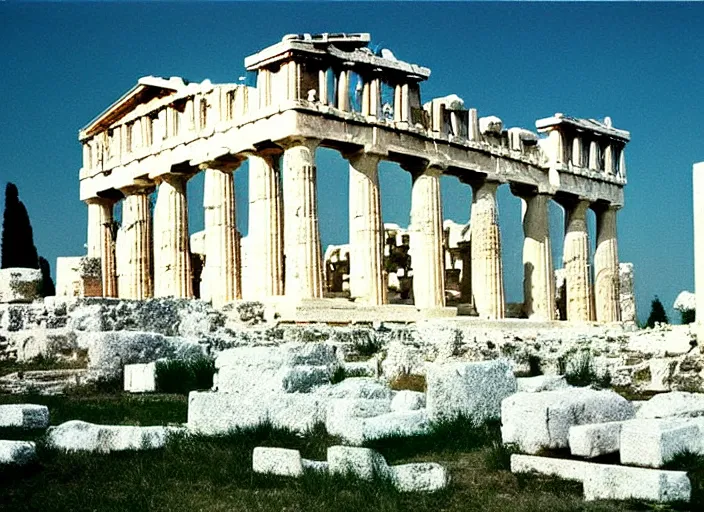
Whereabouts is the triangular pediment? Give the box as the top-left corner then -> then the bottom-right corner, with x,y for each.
80,76 -> 189,140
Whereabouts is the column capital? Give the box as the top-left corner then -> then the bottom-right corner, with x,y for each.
590,201 -> 621,215
344,150 -> 380,171
470,179 -> 501,195
157,172 -> 190,186
401,159 -> 444,178
279,137 -> 320,152
118,181 -> 155,197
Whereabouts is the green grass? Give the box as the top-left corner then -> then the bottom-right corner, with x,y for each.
563,352 -> 612,389
0,354 -> 88,376
0,392 -> 658,512
155,356 -> 216,394
664,450 -> 704,509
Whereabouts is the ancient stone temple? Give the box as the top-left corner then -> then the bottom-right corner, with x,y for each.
69,32 -> 629,322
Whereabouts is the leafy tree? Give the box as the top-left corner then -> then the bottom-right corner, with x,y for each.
1,183 -> 39,269
38,257 -> 55,297
646,295 -> 669,328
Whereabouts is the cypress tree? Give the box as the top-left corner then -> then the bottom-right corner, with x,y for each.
38,256 -> 55,297
1,183 -> 39,269
646,296 -> 669,328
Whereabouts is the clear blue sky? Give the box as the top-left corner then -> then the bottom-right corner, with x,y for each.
1,1 -> 701,323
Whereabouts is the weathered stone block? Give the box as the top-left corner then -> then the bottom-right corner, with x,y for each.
362,410 -> 431,442
0,440 -> 36,465
569,421 -> 624,458
391,390 -> 426,411
620,417 -> 704,468
583,464 -> 690,503
516,375 -> 569,393
0,268 -> 42,304
501,389 -> 634,454
252,447 -> 303,477
636,391 -> 704,419
325,398 -> 391,444
390,462 -> 449,492
0,404 -> 49,429
318,377 -> 392,400
47,420 -> 180,452
427,359 -> 516,423
327,446 -> 390,480
124,362 -> 157,393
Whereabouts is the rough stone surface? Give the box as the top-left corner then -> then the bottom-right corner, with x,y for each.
327,445 -> 390,480
501,388 -> 634,454
516,375 -> 569,393
252,447 -> 304,477
391,390 -> 426,411
188,391 -> 324,435
47,420 -> 180,453
583,464 -> 690,503
569,421 -> 624,458
620,417 -> 704,468
427,359 -> 516,423
318,378 -> 392,400
0,440 -> 36,465
636,392 -> 704,419
362,410 -> 431,442
325,398 -> 391,444
124,362 -> 157,393
618,263 -> 637,324
0,404 -> 49,429
0,268 -> 42,304
390,462 -> 449,492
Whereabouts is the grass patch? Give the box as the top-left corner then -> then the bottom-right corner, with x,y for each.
155,356 -> 215,394
484,440 -> 520,471
563,351 -> 611,389
389,373 -> 426,393
0,354 -> 88,376
664,449 -> 704,509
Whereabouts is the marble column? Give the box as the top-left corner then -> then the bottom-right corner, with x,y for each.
594,204 -> 621,322
409,165 -> 445,309
86,198 -> 117,298
563,199 -> 594,322
282,139 -> 323,299
348,153 -> 386,305
470,181 -> 505,319
203,166 -> 240,306
604,144 -> 615,175
248,152 -> 284,298
589,140 -> 600,170
571,136 -> 583,167
338,71 -> 350,112
118,188 -> 153,299
521,193 -> 555,320
153,173 -> 192,298
458,240 -> 472,304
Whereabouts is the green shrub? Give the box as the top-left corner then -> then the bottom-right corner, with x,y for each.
646,295 -> 669,328
155,356 -> 215,395
664,449 -> 704,509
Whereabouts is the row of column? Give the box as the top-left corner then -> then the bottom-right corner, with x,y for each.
87,143 -> 621,322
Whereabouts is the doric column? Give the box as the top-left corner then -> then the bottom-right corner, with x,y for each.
282,139 -> 323,299
348,153 -> 386,305
563,199 -> 594,322
521,193 -> 555,320
394,85 -> 402,122
338,71 -> 349,112
86,198 -> 117,297
594,204 -> 621,322
287,61 -> 299,101
409,165 -> 445,309
588,140 -> 600,170
153,173 -> 192,298
248,152 -> 284,298
571,136 -> 583,167
458,240 -> 472,304
370,78 -> 380,118
203,165 -> 240,306
470,180 -> 505,319
117,187 -> 153,299
604,144 -> 615,175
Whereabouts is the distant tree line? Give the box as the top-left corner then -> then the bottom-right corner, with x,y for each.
1,183 -> 55,296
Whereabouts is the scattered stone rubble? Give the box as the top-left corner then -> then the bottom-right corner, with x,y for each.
0,404 -> 49,429
252,445 -> 449,493
0,440 -> 37,465
46,420 -> 183,453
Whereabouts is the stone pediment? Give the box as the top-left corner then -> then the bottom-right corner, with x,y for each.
79,76 -> 189,140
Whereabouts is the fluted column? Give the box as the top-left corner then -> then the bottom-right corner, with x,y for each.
153,173 -> 192,298
338,71 -> 349,112
571,136 -> 583,167
348,153 -> 386,305
594,204 -> 621,322
248,153 -> 284,298
470,181 -> 505,319
409,165 -> 445,309
282,139 -> 323,299
589,140 -> 600,170
563,199 -> 594,321
86,198 -> 117,297
521,193 -> 555,320
604,144 -> 615,175
203,166 -> 240,306
118,188 -> 153,299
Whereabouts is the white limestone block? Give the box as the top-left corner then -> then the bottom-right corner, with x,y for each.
674,291 -> 696,312
510,454 -> 591,482
302,459 -> 329,473
47,420 -> 179,453
362,410 -> 431,442
636,391 -> 704,419
479,116 -> 503,134
501,389 -> 634,454
317,377 -> 391,400
390,462 -> 449,492
620,417 -> 704,468
325,398 -> 391,444
427,359 -> 517,423
391,390 -> 426,411
569,421 -> 624,458
0,268 -> 42,304
648,359 -> 677,392
252,447 -> 303,477
124,362 -> 156,393
327,445 -> 390,480
627,327 -> 694,357
188,391 -> 325,435
583,464 -> 690,503
516,375 -> 569,393
0,440 -> 36,465
0,404 -> 49,429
